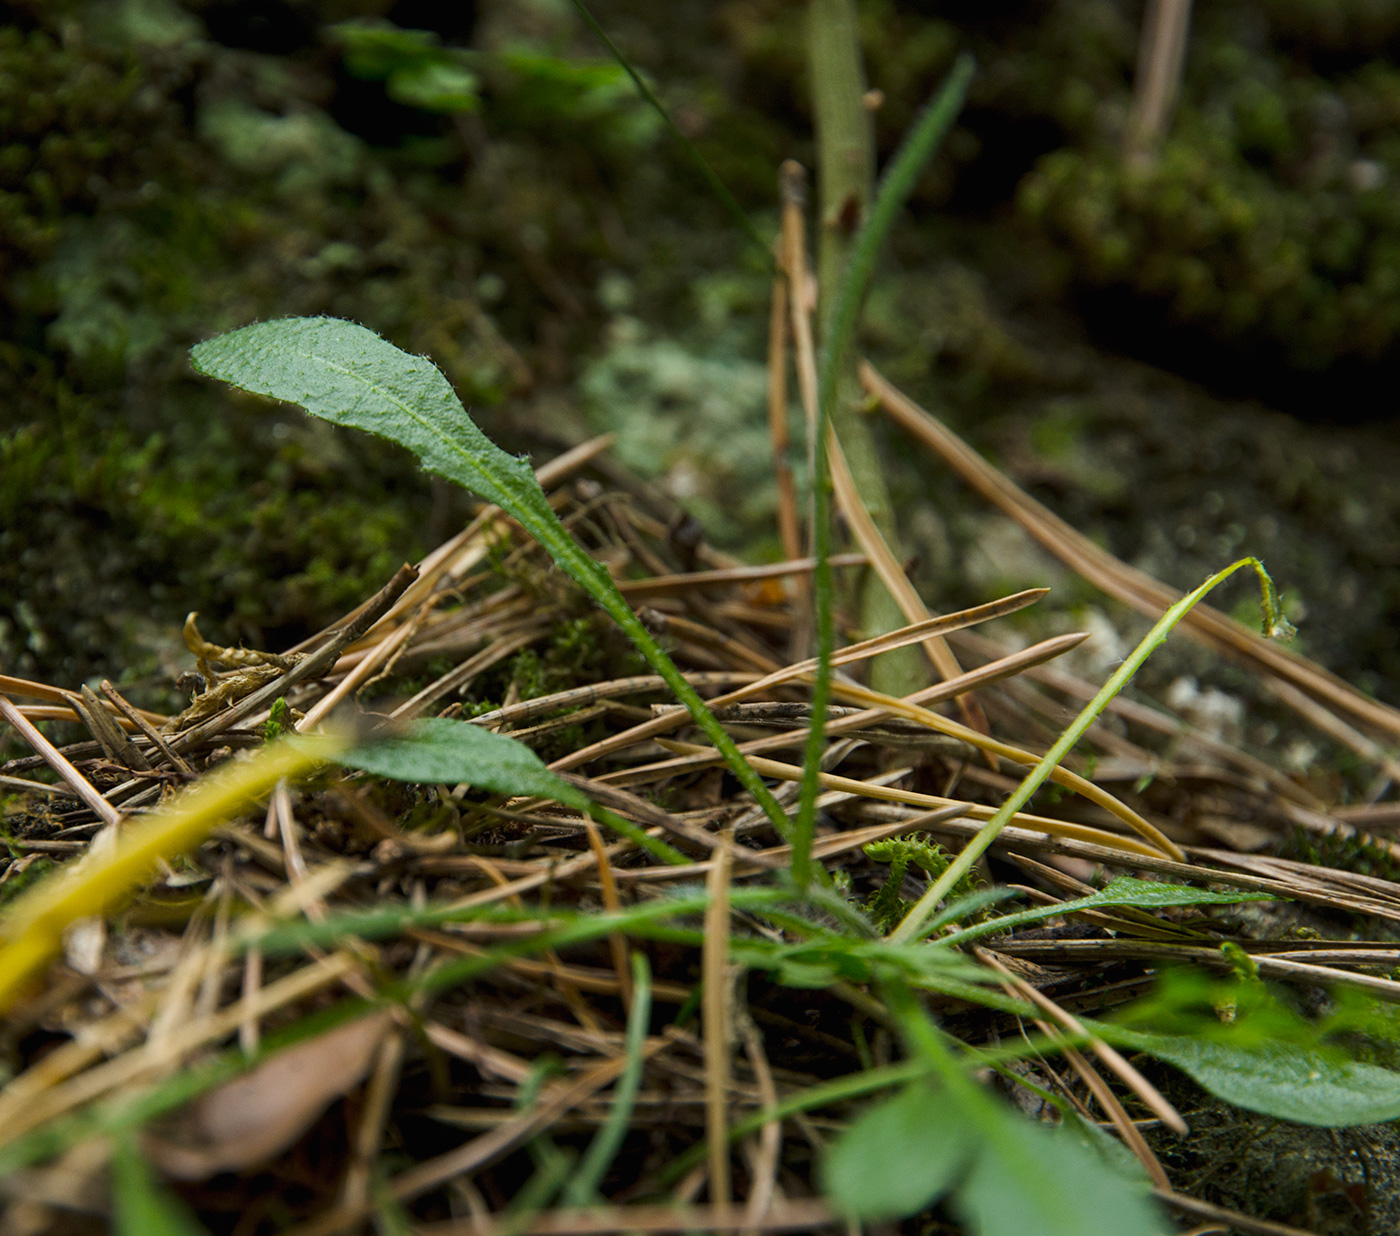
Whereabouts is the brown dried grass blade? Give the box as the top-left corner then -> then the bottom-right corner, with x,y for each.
863,360 -> 1400,746
827,422 -> 992,743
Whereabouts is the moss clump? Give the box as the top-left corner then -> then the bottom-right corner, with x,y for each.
861,833 -> 985,934
1017,3 -> 1400,369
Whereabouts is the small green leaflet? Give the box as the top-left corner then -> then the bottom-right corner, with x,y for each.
952,1107 -> 1161,1236
112,1138 -> 211,1236
333,718 -> 587,807
824,1080 -> 1161,1234
823,1081 -> 969,1221
938,876 -> 1275,947
1118,1029 -> 1400,1127
190,319 -> 561,549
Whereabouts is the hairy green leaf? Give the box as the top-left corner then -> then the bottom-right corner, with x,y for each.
333,717 -> 587,806
191,319 -> 558,537
953,1109 -> 1161,1236
823,1081 -> 971,1221
1120,1030 -> 1400,1126
939,876 -> 1275,947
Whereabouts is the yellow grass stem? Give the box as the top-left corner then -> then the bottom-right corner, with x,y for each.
0,733 -> 346,1013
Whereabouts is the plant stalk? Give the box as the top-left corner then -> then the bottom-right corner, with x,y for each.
807,0 -> 924,698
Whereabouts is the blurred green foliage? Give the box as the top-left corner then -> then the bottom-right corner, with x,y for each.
1016,0 -> 1400,368
0,0 -> 672,689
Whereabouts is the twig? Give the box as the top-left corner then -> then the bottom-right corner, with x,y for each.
171,563 -> 420,750
1126,0 -> 1194,160
703,828 -> 735,1221
100,680 -> 194,777
766,178 -> 803,572
0,695 -> 122,828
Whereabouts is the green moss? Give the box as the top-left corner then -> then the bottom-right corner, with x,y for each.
861,833 -> 985,934
1279,824 -> 1400,886
1015,3 -> 1400,367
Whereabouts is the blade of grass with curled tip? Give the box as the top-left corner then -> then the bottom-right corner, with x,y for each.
190,318 -> 793,846
795,54 -> 976,885
889,557 -> 1292,944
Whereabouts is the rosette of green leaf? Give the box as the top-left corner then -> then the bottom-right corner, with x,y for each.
328,717 -> 687,867
189,319 -> 791,846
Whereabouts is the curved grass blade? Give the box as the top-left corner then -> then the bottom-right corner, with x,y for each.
562,951 -> 653,1204
190,319 -> 791,844
889,557 -> 1292,943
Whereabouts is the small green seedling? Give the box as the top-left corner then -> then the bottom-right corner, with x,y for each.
190,318 -> 793,845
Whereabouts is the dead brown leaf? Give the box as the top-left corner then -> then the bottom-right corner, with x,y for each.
142,1009 -> 394,1180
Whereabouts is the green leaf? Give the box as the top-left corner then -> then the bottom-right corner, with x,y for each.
333,718 -> 588,807
939,876 -> 1275,947
388,62 -> 480,113
823,1081 -> 971,1221
953,1109 -> 1161,1236
1120,1030 -> 1400,1127
334,19 -> 440,81
111,1138 -> 211,1236
190,319 -> 559,535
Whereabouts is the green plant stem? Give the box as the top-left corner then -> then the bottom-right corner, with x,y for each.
807,0 -> 919,699
793,55 -> 975,885
889,556 -> 1289,943
588,804 -> 689,867
564,952 -> 653,1204
569,0 -> 771,262
809,0 -> 874,340
536,532 -> 793,842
